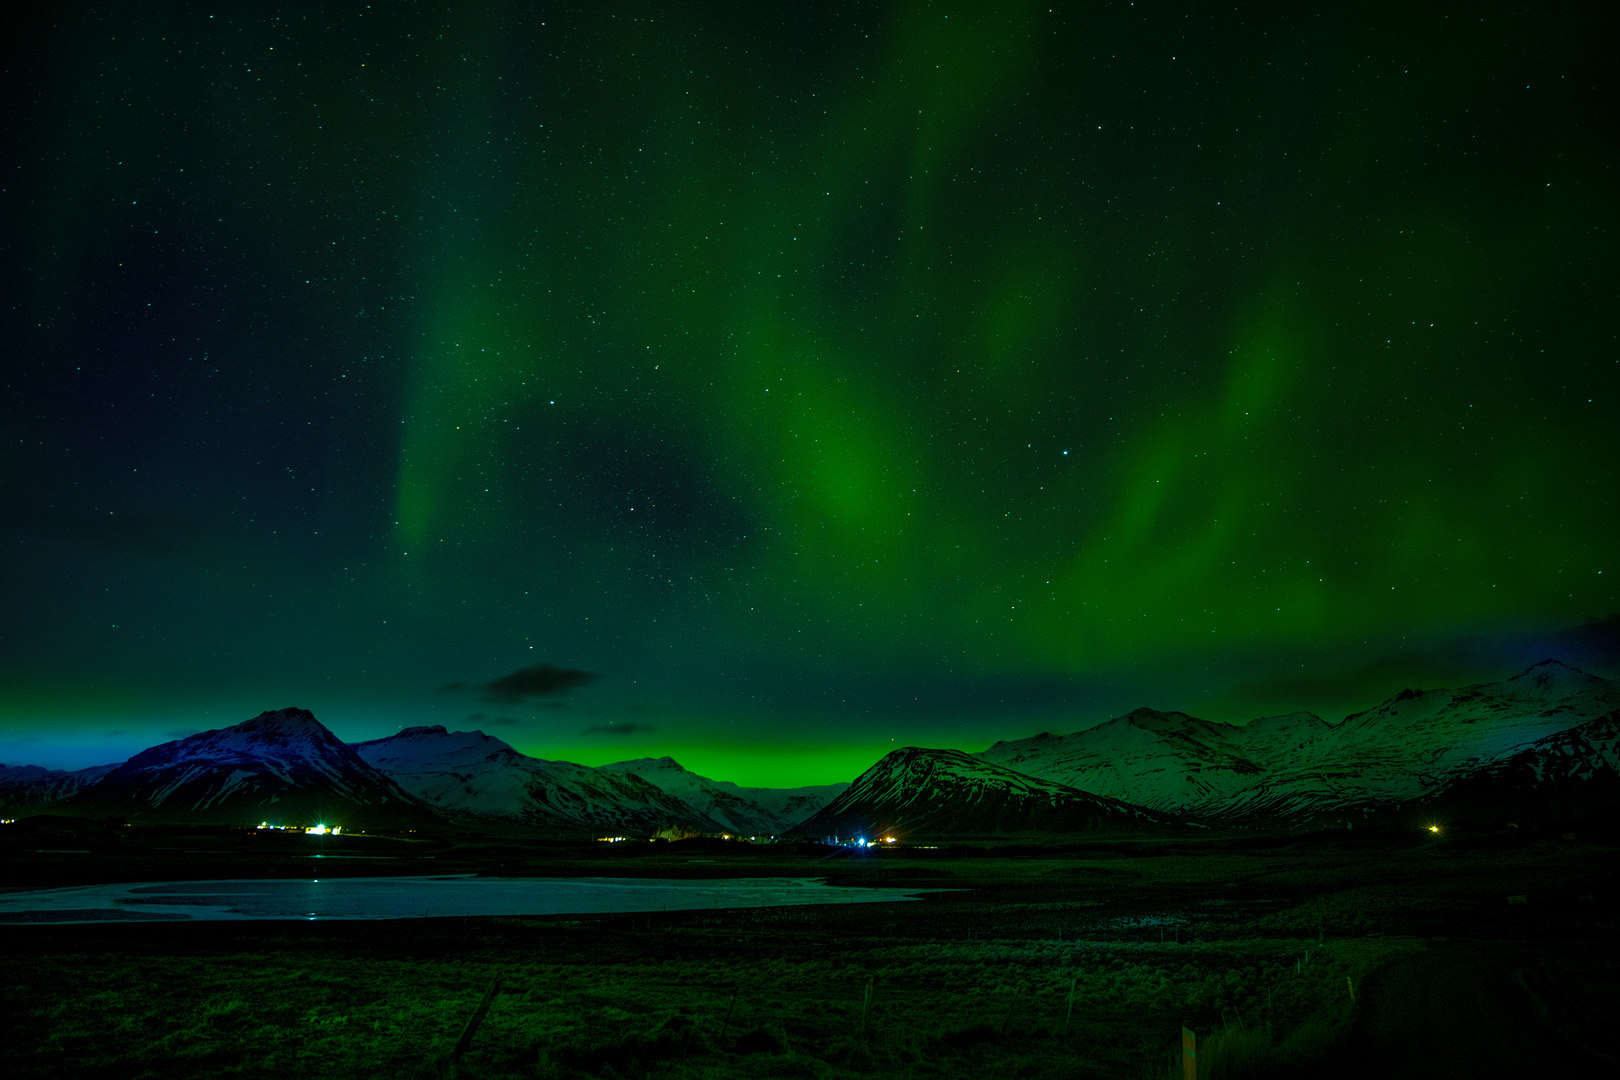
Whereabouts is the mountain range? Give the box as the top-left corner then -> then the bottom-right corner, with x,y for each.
0,712 -> 848,836
0,762 -> 120,812
979,659 -> 1619,825
349,726 -> 841,836
3,660 -> 1616,835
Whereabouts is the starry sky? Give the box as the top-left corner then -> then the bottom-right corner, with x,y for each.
3,2 -> 1616,786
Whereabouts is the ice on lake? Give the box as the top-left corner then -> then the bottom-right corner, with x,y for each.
0,875 -> 937,924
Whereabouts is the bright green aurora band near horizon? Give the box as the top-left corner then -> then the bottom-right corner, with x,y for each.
1,3 -> 1615,787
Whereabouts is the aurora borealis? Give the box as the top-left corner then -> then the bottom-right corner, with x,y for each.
3,2 -> 1615,785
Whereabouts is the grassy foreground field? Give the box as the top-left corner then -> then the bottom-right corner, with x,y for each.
2,825 -> 1616,1079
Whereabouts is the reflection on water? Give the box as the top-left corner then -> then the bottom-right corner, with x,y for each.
0,875 -> 934,924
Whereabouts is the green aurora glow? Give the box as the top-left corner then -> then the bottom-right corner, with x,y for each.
2,3 -> 1615,785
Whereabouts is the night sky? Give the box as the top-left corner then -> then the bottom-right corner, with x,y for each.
3,2 -> 1616,786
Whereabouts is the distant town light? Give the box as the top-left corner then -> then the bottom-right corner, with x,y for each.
306,824 -> 329,835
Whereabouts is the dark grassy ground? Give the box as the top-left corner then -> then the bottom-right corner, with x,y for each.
2,822 -> 1616,1079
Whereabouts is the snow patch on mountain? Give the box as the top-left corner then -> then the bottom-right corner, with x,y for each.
1424,708 -> 1620,824
351,727 -> 720,835
794,746 -> 1173,840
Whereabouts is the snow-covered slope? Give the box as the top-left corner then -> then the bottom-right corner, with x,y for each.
980,660 -> 1620,821
792,747 -> 1175,840
58,708 -> 442,828
600,756 -> 846,836
351,727 -> 721,835
1426,708 -> 1620,824
0,762 -> 121,814
981,708 -> 1269,814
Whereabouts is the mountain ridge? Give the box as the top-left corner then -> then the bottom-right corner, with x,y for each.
8,660 -> 1616,834
979,660 -> 1620,823
349,725 -> 726,836
598,755 -> 846,836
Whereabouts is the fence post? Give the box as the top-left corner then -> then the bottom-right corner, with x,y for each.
1182,1026 -> 1196,1080
720,985 -> 739,1038
1063,975 -> 1077,1036
450,979 -> 502,1063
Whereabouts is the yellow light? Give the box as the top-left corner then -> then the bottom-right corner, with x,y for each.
1427,825 -> 1440,833
306,825 -> 328,835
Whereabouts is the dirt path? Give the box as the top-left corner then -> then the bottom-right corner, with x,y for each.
1323,940 -> 1617,1079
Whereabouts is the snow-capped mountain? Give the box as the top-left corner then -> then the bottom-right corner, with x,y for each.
980,660 -> 1620,821
599,756 -> 846,836
0,762 -> 121,814
791,747 -> 1175,841
58,708 -> 442,828
1426,708 -> 1620,824
351,726 -> 721,835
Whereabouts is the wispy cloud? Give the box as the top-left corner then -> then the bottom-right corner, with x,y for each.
583,722 -> 655,736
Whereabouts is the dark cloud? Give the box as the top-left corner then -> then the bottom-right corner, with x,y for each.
165,728 -> 201,738
103,729 -> 127,737
583,723 -> 655,736
480,663 -> 596,704
439,665 -> 597,703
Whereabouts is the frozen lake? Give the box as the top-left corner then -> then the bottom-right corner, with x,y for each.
0,875 -> 937,924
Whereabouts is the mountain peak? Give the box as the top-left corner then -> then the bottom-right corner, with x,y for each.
1502,658 -> 1596,695
1121,707 -> 1202,732
154,708 -> 346,757
604,755 -> 686,772
1509,658 -> 1574,679
798,745 -> 1170,840
241,707 -> 321,729
349,725 -> 520,762
59,708 -> 436,827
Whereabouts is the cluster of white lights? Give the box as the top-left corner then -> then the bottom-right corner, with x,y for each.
256,822 -> 341,834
